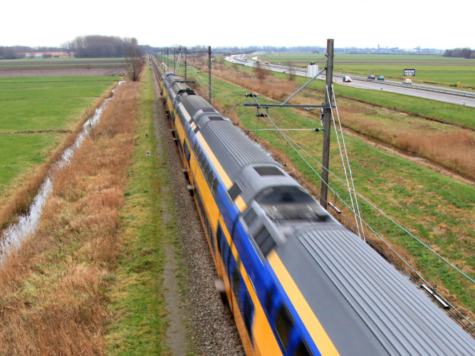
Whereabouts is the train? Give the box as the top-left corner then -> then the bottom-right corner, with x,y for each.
156,62 -> 475,355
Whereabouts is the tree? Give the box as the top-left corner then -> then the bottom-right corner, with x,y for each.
254,61 -> 268,81
126,42 -> 144,82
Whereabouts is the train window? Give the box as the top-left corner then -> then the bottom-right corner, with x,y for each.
212,179 -> 219,195
228,183 -> 242,201
233,262 -> 240,297
226,245 -> 232,273
275,304 -> 294,351
198,150 -> 203,165
265,287 -> 274,314
243,293 -> 254,337
218,226 -> 224,255
254,166 -> 285,176
255,186 -> 314,205
207,167 -> 213,183
294,341 -> 312,356
243,208 -> 258,228
254,227 -> 276,257
184,142 -> 191,163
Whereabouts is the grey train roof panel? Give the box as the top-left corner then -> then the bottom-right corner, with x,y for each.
201,120 -> 275,180
180,95 -> 214,118
276,225 -> 475,355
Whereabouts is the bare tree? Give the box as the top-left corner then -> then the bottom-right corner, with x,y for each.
286,62 -> 296,81
126,43 -> 144,82
254,61 -> 268,81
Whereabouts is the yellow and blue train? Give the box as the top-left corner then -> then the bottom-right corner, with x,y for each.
158,68 -> 475,356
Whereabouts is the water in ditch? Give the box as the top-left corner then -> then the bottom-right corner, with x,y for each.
0,81 -> 124,266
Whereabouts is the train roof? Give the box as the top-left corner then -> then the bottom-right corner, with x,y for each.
273,225 -> 475,355
200,120 -> 275,181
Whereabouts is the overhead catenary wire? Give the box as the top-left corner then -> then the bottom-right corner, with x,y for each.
151,53 -> 475,333
242,91 -> 475,330
325,84 -> 365,240
163,53 -> 475,295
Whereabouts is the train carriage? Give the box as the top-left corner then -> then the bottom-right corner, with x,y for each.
158,68 -> 475,356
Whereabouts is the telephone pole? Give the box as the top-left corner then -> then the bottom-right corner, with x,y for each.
208,46 -> 212,104
184,47 -> 187,81
173,48 -> 176,74
320,39 -> 334,209
166,48 -> 169,70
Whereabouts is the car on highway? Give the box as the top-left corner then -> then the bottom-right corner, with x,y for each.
343,76 -> 352,82
367,74 -> 376,80
403,78 -> 412,84
377,75 -> 385,81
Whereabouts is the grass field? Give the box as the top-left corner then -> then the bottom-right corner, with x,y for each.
258,53 -> 475,88
0,58 -> 126,67
0,76 -> 120,198
183,64 -> 475,316
228,60 -> 475,131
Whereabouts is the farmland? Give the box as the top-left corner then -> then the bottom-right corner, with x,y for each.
0,58 -> 127,77
258,53 -> 475,88
0,75 -> 120,205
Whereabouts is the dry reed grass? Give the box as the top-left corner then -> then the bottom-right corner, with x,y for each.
339,106 -> 475,180
0,80 -> 139,355
213,65 -> 475,182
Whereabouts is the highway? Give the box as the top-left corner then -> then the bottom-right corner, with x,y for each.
226,56 -> 475,108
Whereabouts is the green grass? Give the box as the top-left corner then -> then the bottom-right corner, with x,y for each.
336,64 -> 475,87
0,97 -> 95,132
1,57 -> 125,62
0,76 -> 118,196
0,76 -> 120,84
229,61 -> 475,130
0,133 -> 61,194
259,53 -> 475,64
187,68 -> 475,313
0,85 -> 114,100
258,53 -> 475,88
106,66 -> 193,355
0,63 -> 124,68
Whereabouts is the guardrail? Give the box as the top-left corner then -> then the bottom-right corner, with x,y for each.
226,56 -> 475,99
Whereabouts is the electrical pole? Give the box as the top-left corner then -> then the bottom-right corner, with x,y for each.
208,46 -> 212,104
320,39 -> 334,209
184,47 -> 187,81
173,48 -> 176,74
166,48 -> 169,70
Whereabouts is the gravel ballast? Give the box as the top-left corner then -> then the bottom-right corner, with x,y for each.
151,70 -> 245,356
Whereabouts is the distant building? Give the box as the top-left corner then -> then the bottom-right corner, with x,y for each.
21,51 -> 72,58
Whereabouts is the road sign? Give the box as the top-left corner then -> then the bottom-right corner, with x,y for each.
404,69 -> 416,76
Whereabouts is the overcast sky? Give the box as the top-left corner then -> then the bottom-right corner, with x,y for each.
2,0 -> 473,50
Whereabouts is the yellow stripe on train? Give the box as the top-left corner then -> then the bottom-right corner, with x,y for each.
267,251 -> 340,356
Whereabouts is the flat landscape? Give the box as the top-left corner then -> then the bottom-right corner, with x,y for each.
258,53 -> 475,88
0,58 -> 127,77
0,73 -> 120,209
1,53 -> 474,353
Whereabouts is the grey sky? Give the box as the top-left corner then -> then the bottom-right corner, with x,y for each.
2,0 -> 473,50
